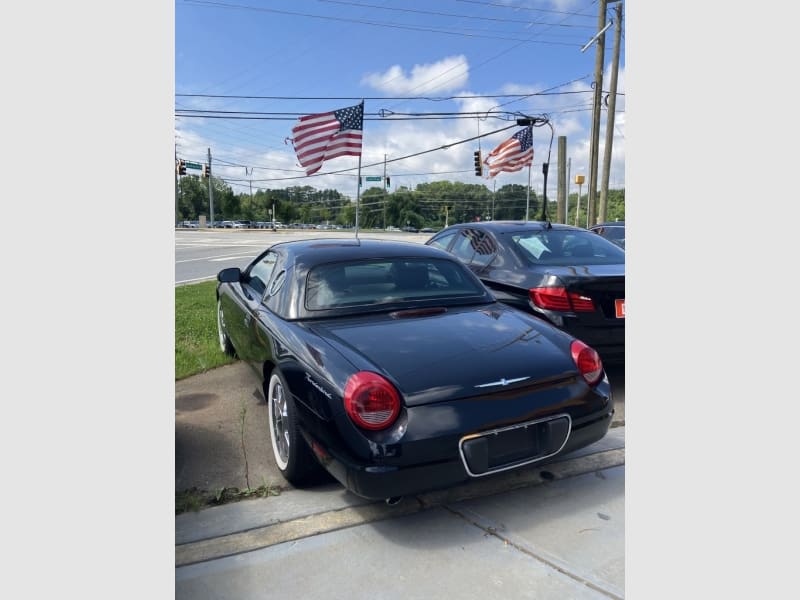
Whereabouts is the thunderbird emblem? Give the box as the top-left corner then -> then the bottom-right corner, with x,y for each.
475,376 -> 530,389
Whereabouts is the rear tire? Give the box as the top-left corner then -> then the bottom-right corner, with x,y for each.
217,300 -> 236,357
267,368 -> 323,486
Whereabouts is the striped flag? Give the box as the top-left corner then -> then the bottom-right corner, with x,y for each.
483,126 -> 533,178
290,102 -> 364,175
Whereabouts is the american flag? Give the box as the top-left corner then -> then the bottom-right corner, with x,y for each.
290,103 -> 364,175
483,126 -> 534,178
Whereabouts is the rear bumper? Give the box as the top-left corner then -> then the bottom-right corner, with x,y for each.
309,405 -> 614,501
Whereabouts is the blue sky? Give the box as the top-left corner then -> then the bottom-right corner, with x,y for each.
175,0 -> 625,199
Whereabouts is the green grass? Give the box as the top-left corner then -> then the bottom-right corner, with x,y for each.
175,280 -> 237,380
176,483 -> 283,515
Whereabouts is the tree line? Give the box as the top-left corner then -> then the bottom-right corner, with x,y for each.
176,175 -> 625,229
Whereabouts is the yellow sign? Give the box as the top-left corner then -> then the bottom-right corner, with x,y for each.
574,174 -> 585,185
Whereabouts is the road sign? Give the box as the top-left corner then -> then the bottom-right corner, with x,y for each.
185,161 -> 202,170
365,176 -> 382,181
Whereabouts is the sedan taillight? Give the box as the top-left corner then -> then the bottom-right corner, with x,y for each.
344,371 -> 401,430
570,340 -> 604,386
529,287 -> 595,312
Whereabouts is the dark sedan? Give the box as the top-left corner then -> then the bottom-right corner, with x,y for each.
426,221 -> 625,364
216,238 -> 614,501
590,221 -> 625,249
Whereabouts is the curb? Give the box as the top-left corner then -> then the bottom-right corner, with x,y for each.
176,444 -> 624,567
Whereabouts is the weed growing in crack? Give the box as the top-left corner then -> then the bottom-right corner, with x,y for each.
239,400 -> 250,490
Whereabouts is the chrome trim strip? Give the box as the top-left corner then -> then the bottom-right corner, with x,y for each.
458,413 -> 572,478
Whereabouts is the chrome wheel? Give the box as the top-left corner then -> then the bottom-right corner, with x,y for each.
268,372 -> 290,470
217,300 -> 235,356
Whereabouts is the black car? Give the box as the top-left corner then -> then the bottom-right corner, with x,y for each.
216,238 -> 614,501
590,221 -> 625,249
426,221 -> 625,363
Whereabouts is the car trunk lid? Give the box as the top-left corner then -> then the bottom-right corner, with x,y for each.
309,305 -> 577,406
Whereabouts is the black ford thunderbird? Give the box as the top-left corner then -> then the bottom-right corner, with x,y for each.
216,238 -> 614,501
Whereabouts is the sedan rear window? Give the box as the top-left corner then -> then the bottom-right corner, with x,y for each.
305,258 -> 487,311
508,230 -> 625,265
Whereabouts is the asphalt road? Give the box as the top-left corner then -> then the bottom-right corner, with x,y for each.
175,228 -> 432,285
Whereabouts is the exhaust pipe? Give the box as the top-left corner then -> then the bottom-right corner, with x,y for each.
385,496 -> 403,506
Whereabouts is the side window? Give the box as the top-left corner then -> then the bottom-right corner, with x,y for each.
428,231 -> 457,252
469,231 -> 497,268
246,251 -> 278,298
449,230 -> 478,263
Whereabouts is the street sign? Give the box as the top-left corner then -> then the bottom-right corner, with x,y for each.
186,161 -> 202,170
365,176 -> 382,181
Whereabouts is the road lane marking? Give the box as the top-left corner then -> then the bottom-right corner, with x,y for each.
176,253 -> 256,264
209,255 -> 254,262
175,276 -> 217,286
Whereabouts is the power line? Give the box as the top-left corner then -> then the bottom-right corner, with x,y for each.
317,0 -> 597,28
174,90 -> 596,101
183,0 -> 585,46
455,0 -> 597,18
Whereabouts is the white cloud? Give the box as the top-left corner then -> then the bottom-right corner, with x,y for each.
361,56 -> 470,95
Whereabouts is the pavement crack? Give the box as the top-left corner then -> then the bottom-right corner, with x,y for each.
442,504 -> 623,600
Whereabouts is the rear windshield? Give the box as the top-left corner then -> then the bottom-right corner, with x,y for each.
305,257 -> 487,311
507,230 -> 625,266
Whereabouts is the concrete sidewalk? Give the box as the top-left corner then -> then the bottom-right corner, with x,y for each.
175,363 -> 626,597
176,431 -> 625,599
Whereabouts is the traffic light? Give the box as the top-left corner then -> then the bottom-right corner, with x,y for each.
177,159 -> 186,176
473,151 -> 482,176
386,176 -> 391,188
202,164 -> 210,178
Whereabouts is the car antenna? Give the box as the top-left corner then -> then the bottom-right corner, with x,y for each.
545,220 -> 552,230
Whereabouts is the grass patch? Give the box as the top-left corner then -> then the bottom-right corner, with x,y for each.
175,280 -> 237,380
176,484 -> 283,515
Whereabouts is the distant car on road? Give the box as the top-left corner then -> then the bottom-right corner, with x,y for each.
426,221 -> 625,364
590,221 -> 625,249
216,239 -> 614,501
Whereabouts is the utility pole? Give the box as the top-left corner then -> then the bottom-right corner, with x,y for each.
174,142 -> 179,226
587,0 -> 609,228
599,1 -> 623,225
383,154 -> 387,229
567,157 -> 572,225
557,136 -> 567,223
207,147 -> 214,227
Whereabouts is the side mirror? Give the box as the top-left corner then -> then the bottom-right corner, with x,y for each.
217,267 -> 241,283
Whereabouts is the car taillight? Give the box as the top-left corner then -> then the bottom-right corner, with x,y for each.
529,287 -> 595,312
570,340 -> 604,386
344,371 -> 401,430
